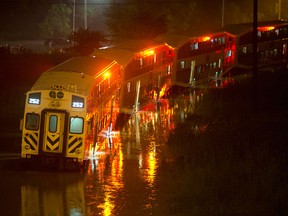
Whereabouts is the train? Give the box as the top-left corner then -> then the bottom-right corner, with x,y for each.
159,20 -> 288,87
20,20 -> 288,168
20,40 -> 174,168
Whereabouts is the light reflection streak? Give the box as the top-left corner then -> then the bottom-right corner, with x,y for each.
93,133 -> 123,216
85,94 -> 206,215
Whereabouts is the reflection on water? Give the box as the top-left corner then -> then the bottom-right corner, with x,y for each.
0,89 -> 208,216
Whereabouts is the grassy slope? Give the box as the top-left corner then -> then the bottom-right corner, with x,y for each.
158,71 -> 288,215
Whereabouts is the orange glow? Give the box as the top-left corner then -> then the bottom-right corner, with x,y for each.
140,49 -> 155,57
104,71 -> 110,79
202,36 -> 211,42
258,26 -> 275,31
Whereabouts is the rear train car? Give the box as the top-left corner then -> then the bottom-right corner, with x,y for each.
157,32 -> 236,87
20,56 -> 121,166
224,20 -> 288,73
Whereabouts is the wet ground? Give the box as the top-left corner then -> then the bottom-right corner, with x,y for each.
0,96 -> 195,216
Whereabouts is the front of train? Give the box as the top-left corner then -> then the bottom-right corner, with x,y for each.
20,68 -> 94,167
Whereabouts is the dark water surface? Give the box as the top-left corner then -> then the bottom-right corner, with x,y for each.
0,93 -> 199,216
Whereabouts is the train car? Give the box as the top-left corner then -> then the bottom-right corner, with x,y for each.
157,32 -> 236,87
90,40 -> 174,113
20,56 -> 121,167
224,20 -> 288,72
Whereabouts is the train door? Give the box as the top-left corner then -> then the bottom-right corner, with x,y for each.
41,111 -> 67,154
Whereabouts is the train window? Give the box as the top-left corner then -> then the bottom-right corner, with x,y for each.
167,65 -> 171,74
218,59 -> 222,68
190,44 -> 194,51
28,92 -> 41,105
70,117 -> 84,134
181,61 -> 185,69
49,115 -> 58,133
127,82 -> 131,93
242,47 -> 247,54
72,95 -> 84,108
25,113 -> 40,131
275,29 -> 279,36
197,66 -> 201,73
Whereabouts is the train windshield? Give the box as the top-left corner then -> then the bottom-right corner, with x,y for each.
25,113 -> 40,130
70,117 -> 84,134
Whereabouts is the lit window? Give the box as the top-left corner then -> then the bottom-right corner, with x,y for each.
70,117 -> 84,134
218,59 -> 222,68
25,113 -> 40,130
242,47 -> 247,54
127,82 -> 131,93
226,50 -> 232,57
167,65 -> 171,74
181,61 -> 185,69
275,29 -> 279,35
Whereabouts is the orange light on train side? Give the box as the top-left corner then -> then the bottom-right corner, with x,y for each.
258,26 -> 275,31
141,49 -> 155,57
103,71 -> 110,79
202,36 -> 211,42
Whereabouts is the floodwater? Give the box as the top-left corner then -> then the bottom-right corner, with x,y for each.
0,90 -> 204,216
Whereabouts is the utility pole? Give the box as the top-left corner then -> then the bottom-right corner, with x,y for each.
221,0 -> 225,28
84,0 -> 87,29
253,0 -> 258,113
278,0 -> 281,20
73,0 -> 76,31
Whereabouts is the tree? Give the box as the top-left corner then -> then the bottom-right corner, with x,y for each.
40,4 -> 72,38
68,28 -> 106,55
105,0 -> 167,41
165,1 -> 202,35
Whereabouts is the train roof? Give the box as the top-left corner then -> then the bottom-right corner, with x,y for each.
223,20 -> 288,36
155,31 -> 233,49
90,48 -> 134,67
31,56 -> 117,96
155,34 -> 191,49
90,40 -> 167,67
47,56 -> 114,76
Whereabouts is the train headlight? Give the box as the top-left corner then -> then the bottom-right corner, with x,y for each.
57,91 -> 64,99
49,91 -> 56,98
